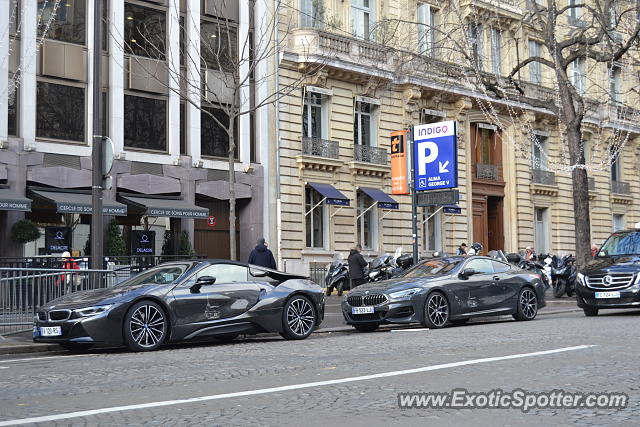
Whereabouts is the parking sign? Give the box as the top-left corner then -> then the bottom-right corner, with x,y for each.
413,121 -> 457,191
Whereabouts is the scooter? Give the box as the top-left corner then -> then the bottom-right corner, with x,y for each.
367,254 -> 395,282
551,254 -> 577,297
325,257 -> 349,296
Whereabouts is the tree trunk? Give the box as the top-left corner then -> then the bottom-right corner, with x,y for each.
228,117 -> 237,261
566,123 -> 592,268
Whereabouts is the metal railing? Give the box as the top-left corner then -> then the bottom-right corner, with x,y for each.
354,145 -> 388,165
532,169 -> 556,186
0,255 -> 202,270
0,268 -> 129,334
308,262 -> 327,287
611,180 -> 630,195
301,137 -> 340,159
476,163 -> 499,181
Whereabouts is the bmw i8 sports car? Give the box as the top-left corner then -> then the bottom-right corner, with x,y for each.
343,256 -> 545,332
33,260 -> 324,351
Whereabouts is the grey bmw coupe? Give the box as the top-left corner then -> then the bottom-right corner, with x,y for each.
33,260 -> 324,351
342,256 -> 545,332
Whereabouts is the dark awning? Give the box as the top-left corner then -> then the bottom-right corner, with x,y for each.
309,183 -> 350,206
0,188 -> 32,212
120,195 -> 209,219
31,190 -> 127,216
443,205 -> 462,214
360,187 -> 399,210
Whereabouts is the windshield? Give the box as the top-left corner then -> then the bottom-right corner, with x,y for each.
370,255 -> 390,268
598,232 -> 640,256
402,259 -> 462,278
116,264 -> 193,288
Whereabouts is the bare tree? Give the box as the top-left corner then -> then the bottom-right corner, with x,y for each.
118,1 -> 321,260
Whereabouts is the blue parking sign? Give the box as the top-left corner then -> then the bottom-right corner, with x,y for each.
413,121 -> 458,191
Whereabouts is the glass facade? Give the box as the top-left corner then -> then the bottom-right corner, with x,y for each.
201,21 -> 238,73
36,82 -> 85,142
124,2 -> 166,60
201,106 -> 238,158
37,0 -> 86,45
8,88 -> 18,136
124,94 -> 167,151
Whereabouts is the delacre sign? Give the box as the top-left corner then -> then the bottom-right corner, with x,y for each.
45,227 -> 72,254
413,121 -> 458,191
130,230 -> 155,255
417,190 -> 460,207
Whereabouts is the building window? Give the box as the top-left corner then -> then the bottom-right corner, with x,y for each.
357,191 -> 377,250
37,0 -> 86,45
613,214 -> 625,232
124,2 -> 166,60
423,207 -> 441,253
352,0 -> 375,40
468,23 -> 483,70
532,134 -> 548,170
201,106 -> 238,159
610,148 -> 621,182
528,40 -> 542,84
124,94 -> 167,151
609,65 -> 622,103
354,100 -> 375,146
300,0 -> 324,28
201,20 -> 238,74
490,28 -> 501,75
302,91 -> 327,139
10,0 -> 20,36
568,0 -> 583,24
36,82 -> 85,142
534,207 -> 549,254
417,3 -> 437,57
8,87 -> 18,136
305,187 -> 327,249
570,58 -> 586,95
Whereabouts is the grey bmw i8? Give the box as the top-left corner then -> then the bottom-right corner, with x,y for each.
343,256 -> 545,332
33,260 -> 324,351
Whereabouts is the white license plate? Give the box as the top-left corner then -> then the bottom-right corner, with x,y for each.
352,306 -> 375,314
39,326 -> 62,337
595,291 -> 621,299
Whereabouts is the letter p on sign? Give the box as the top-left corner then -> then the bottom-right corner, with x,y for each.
417,141 -> 439,175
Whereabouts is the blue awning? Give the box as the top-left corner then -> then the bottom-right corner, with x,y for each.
360,187 -> 399,210
309,183 -> 350,206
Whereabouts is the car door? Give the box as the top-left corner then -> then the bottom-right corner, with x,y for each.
171,263 -> 263,328
449,258 -> 495,314
490,260 -> 518,308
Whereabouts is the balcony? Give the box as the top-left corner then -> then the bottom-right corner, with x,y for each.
476,164 -> 499,181
295,137 -> 343,175
347,145 -> 390,178
460,0 -> 523,18
532,169 -> 556,186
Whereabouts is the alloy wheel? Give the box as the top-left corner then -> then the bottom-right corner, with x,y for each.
285,297 -> 315,337
129,304 -> 166,349
519,289 -> 538,319
426,293 -> 449,328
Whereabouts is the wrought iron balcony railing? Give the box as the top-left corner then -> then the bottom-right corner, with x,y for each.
588,177 -> 595,191
301,137 -> 339,160
476,163 -> 498,181
611,180 -> 630,195
532,169 -> 556,186
353,145 -> 387,165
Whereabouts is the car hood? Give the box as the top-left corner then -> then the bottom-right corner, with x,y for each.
350,277 -> 436,294
41,283 -> 164,310
583,256 -> 640,274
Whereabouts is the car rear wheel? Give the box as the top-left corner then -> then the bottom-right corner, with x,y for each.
353,322 -> 379,332
513,287 -> 538,321
280,295 -> 317,340
422,292 -> 449,329
583,306 -> 599,317
123,300 -> 167,352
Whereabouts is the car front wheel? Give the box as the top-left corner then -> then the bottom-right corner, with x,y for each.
123,300 -> 168,352
422,292 -> 449,329
280,295 -> 317,340
513,287 -> 538,321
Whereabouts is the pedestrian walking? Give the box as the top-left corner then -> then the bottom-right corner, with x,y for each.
456,243 -> 467,255
348,244 -> 368,290
248,237 -> 277,270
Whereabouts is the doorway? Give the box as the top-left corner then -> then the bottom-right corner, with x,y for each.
472,195 -> 504,252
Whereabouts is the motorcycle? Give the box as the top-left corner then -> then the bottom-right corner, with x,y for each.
551,254 -> 577,297
325,255 -> 349,296
505,252 -> 551,290
367,254 -> 396,282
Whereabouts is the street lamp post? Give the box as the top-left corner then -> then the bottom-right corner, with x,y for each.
90,0 -> 104,270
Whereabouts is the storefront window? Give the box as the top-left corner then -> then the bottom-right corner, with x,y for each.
36,82 -> 85,142
423,207 -> 441,253
124,94 -> 167,151
357,191 -> 377,250
201,106 -> 238,159
37,0 -> 86,45
201,21 -> 238,73
124,2 -> 166,60
305,187 -> 326,249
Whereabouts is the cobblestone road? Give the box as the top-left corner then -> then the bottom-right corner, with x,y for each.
0,308 -> 638,426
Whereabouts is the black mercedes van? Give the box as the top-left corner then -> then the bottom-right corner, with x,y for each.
576,225 -> 640,316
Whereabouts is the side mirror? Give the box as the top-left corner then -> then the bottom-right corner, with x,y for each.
250,269 -> 268,278
460,268 -> 477,279
190,276 -> 216,293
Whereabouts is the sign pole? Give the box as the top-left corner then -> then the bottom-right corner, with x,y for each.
409,128 -> 419,265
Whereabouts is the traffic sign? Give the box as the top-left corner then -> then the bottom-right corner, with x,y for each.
207,216 -> 217,227
413,121 -> 457,191
443,205 -> 462,214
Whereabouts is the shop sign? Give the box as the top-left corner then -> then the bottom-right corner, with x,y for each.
130,230 -> 156,255
45,227 -> 72,254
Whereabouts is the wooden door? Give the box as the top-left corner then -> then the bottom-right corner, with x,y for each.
472,196 -> 488,250
487,197 -> 504,251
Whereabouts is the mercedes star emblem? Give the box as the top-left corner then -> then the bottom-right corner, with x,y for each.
603,275 -> 613,286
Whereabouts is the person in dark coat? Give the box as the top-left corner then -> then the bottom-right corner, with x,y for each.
348,244 -> 368,289
248,237 -> 277,270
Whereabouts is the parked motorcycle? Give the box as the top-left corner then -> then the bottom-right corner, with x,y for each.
367,254 -> 396,282
505,252 -> 551,290
325,255 -> 349,296
551,254 -> 577,297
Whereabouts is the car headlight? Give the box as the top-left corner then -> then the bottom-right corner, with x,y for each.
576,273 -> 586,287
369,271 -> 379,278
74,305 -> 113,317
389,288 -> 422,299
